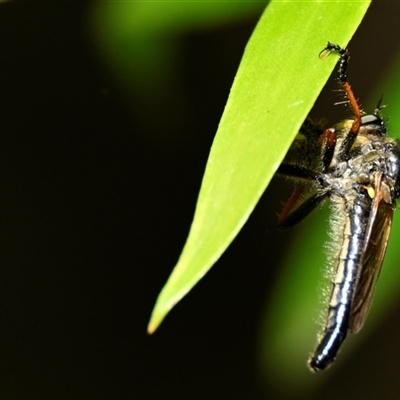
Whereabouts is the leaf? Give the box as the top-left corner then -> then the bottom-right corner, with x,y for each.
148,0 -> 371,333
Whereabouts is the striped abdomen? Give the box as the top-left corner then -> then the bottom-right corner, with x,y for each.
309,195 -> 371,371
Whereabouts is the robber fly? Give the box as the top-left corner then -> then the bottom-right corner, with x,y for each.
277,42 -> 400,371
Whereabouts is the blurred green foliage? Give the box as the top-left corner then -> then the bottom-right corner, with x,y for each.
89,1 -> 264,97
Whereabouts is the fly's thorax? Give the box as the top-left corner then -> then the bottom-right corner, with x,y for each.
322,126 -> 400,207
320,170 -> 366,212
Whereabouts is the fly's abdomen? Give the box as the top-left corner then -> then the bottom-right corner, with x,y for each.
309,196 -> 370,371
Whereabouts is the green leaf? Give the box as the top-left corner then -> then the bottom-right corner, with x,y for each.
148,0 -> 371,333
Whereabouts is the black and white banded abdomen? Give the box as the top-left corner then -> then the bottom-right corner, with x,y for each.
309,195 -> 371,371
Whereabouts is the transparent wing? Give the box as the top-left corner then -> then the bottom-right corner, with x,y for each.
349,173 -> 393,333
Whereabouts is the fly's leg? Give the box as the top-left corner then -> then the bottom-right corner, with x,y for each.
319,127 -> 336,172
277,190 -> 327,228
320,43 -> 362,159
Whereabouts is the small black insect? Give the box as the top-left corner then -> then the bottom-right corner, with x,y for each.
277,42 -> 400,371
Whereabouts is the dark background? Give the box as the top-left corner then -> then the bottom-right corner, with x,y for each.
2,2 -> 400,399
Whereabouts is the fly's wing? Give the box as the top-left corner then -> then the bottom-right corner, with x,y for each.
349,173 -> 393,333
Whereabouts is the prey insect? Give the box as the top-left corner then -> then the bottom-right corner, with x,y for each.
277,42 -> 400,371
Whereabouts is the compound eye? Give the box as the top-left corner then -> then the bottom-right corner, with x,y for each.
360,114 -> 382,126
360,114 -> 386,135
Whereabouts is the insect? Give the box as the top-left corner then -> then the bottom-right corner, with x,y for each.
277,42 -> 400,371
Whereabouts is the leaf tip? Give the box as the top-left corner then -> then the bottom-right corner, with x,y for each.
147,317 -> 159,335
147,300 -> 170,334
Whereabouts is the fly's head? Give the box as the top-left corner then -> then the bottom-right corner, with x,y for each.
359,114 -> 387,137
